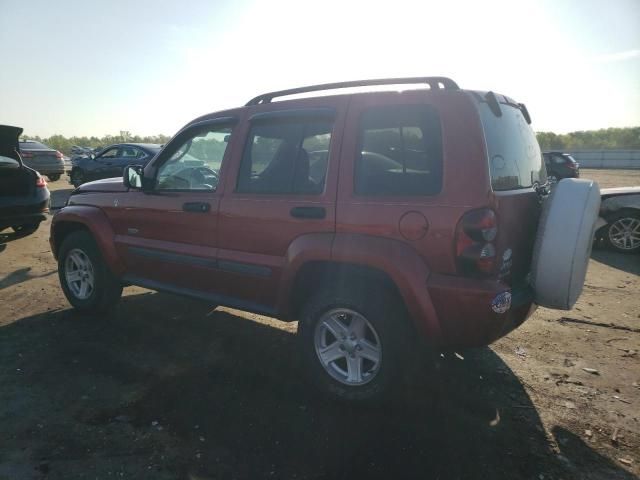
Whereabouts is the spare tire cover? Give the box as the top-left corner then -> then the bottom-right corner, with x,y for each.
532,178 -> 601,310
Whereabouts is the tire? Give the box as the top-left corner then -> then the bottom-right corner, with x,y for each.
58,230 -> 123,314
12,223 -> 40,235
532,178 -> 601,310
70,168 -> 85,187
48,173 -> 61,181
603,209 -> 640,254
298,285 -> 405,402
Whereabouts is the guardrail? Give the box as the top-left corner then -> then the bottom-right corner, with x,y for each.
564,150 -> 640,169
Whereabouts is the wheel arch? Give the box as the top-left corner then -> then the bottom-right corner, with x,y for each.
277,232 -> 442,341
51,206 -> 124,275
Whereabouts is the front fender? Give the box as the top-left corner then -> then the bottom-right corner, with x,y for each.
50,206 -> 124,275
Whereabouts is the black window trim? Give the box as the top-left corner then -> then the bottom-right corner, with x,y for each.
249,108 -> 336,123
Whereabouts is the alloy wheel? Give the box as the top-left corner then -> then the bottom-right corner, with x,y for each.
314,308 -> 382,386
64,248 -> 95,299
608,217 -> 640,251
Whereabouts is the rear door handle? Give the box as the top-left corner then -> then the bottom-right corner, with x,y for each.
290,206 -> 326,219
183,202 -> 211,213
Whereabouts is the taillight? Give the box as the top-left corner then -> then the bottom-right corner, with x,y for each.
56,151 -> 63,159
455,208 -> 498,276
567,162 -> 577,170
36,174 -> 47,188
21,151 -> 33,159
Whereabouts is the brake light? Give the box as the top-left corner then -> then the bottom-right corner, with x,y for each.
56,151 -> 63,159
21,151 -> 33,158
36,174 -> 47,188
455,208 -> 498,276
567,162 -> 577,170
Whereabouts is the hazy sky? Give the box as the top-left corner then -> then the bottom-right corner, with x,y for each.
1,0 -> 638,137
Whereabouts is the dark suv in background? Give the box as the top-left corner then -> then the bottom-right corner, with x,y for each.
543,151 -> 580,183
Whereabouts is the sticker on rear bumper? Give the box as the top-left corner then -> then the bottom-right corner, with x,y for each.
492,291 -> 512,314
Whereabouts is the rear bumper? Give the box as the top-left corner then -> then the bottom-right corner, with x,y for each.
0,211 -> 48,230
0,197 -> 50,230
426,273 -> 536,348
36,166 -> 65,175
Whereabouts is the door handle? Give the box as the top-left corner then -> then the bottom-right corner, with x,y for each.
183,202 -> 211,213
290,206 -> 326,219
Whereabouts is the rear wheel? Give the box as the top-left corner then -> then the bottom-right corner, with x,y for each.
48,173 -> 61,181
58,230 -> 123,313
70,168 -> 85,187
298,286 -> 405,402
604,210 -> 640,254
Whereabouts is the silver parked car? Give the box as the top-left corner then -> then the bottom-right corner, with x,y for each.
597,186 -> 640,254
18,140 -> 66,181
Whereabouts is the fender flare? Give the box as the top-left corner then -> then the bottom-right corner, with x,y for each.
50,206 -> 125,275
277,232 -> 441,340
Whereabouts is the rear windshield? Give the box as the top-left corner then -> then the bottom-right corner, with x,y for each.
477,99 -> 546,191
562,153 -> 577,163
20,141 -> 51,150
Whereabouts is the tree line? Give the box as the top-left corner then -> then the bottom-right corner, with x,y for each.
22,133 -> 172,155
535,127 -> 640,150
23,126 -> 639,155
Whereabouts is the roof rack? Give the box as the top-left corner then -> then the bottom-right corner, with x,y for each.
246,76 -> 459,106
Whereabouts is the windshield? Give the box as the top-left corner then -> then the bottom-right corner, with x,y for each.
477,99 -> 546,191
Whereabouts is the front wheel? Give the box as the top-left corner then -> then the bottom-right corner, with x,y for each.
298,287 -> 405,402
603,210 -> 640,254
58,230 -> 123,314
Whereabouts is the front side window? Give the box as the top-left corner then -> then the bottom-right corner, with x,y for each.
156,126 -> 232,191
237,119 -> 332,195
100,148 -> 119,159
355,105 -> 443,196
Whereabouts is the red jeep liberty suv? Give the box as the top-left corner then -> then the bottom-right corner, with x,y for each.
51,77 -> 599,401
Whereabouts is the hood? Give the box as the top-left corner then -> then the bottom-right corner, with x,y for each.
74,176 -> 128,194
601,186 -> 640,198
0,125 -> 23,163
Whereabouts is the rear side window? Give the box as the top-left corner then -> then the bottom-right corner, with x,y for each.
355,105 -> 442,196
478,101 -> 546,191
237,119 -> 332,195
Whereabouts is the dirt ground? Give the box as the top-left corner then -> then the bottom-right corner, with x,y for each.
1,170 -> 639,480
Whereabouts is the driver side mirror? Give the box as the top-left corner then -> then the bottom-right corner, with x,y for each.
123,165 -> 143,190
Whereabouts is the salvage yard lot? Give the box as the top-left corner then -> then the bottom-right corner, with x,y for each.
1,170 -> 639,480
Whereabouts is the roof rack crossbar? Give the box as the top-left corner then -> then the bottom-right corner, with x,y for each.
246,76 -> 459,106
